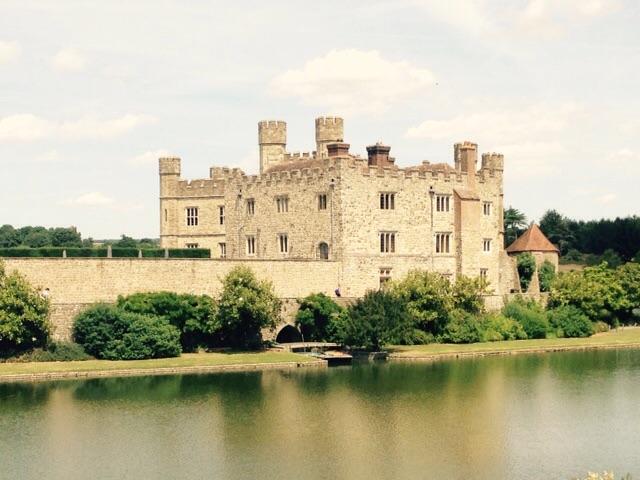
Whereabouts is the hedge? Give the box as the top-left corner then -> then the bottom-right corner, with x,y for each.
0,247 -> 211,258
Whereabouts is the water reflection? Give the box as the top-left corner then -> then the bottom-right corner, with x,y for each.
1,350 -> 639,479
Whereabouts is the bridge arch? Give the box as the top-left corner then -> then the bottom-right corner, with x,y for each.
275,324 -> 303,344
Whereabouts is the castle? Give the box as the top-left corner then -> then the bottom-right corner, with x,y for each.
159,116 -> 514,297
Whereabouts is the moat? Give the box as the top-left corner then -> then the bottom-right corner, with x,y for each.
2,350 -> 639,479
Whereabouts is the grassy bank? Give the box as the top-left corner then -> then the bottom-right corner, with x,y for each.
0,351 -> 318,381
389,327 -> 640,359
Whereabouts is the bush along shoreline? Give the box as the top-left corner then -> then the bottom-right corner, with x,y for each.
1,259 -> 639,363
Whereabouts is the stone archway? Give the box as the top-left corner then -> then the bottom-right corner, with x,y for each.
275,324 -> 303,344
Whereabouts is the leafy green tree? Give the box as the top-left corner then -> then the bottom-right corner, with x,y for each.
73,304 -> 181,360
617,262 -> 640,321
0,225 -> 20,248
439,309 -> 482,344
452,275 -> 489,314
391,270 -> 454,335
22,228 -> 51,248
549,263 -> 628,324
117,292 -> 219,351
600,249 -> 622,268
334,290 -> 413,350
0,260 -> 51,357
539,210 -> 573,255
538,260 -> 556,292
504,207 -> 527,246
50,227 -> 82,247
114,235 -> 138,248
217,266 -> 281,349
517,253 -> 536,291
295,293 -> 344,342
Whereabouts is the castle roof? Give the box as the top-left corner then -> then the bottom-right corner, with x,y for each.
506,223 -> 559,254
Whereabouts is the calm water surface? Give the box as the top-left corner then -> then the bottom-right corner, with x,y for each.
1,350 -> 640,479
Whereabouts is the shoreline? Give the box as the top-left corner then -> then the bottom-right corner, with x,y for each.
388,341 -> 640,363
0,358 -> 327,384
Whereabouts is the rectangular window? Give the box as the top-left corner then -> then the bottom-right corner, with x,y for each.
185,243 -> 199,249
278,234 -> 289,254
246,235 -> 256,255
186,207 -> 198,226
483,239 -> 492,252
318,193 -> 327,211
164,209 -> 167,222
436,195 -> 451,212
219,206 -> 225,225
379,192 -> 395,210
435,233 -> 451,254
379,268 -> 392,288
276,196 -> 289,213
219,242 -> 226,258
480,268 -> 488,280
483,202 -> 492,216
379,232 -> 396,253
246,199 -> 255,215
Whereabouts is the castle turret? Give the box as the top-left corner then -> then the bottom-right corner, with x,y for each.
315,116 -> 344,158
481,152 -> 504,171
258,120 -> 287,173
159,157 -> 181,197
454,141 -> 478,189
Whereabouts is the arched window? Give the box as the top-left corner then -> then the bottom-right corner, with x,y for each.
318,242 -> 329,260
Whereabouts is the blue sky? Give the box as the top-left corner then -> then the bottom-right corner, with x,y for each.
1,0 -> 638,239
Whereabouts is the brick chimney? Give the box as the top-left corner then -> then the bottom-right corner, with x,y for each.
366,142 -> 393,167
327,142 -> 350,157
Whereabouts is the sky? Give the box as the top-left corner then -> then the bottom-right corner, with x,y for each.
1,0 -> 638,239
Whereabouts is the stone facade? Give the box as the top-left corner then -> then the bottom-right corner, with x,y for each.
160,116 -> 511,297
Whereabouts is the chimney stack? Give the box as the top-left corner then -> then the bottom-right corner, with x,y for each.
327,142 -> 350,157
366,142 -> 393,167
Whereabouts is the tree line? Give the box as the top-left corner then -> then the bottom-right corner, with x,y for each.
504,208 -> 640,264
0,224 -> 157,249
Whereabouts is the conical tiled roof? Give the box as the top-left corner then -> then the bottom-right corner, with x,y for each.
506,223 -> 559,253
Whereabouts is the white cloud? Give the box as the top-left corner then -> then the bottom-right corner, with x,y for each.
128,149 -> 170,166
50,48 -> 86,72
61,192 -> 114,206
34,150 -> 62,163
269,49 -> 436,115
0,113 -> 157,142
0,40 -> 20,64
406,104 -> 578,145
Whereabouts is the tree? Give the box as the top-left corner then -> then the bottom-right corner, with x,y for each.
114,235 -> 138,248
452,275 -> 489,314
295,293 -> 344,342
539,209 -> 573,254
333,290 -> 413,350
0,225 -> 20,248
517,253 -> 536,291
391,270 -> 454,335
22,227 -> 51,248
504,207 -> 527,246
50,227 -> 82,247
0,260 -> 51,357
217,266 -> 281,349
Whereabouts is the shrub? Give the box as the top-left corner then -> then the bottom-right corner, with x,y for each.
295,293 -> 344,342
548,305 -> 594,338
617,262 -> 640,322
593,321 -> 609,333
502,297 -> 549,339
8,341 -> 92,362
479,313 -> 528,342
538,260 -> 556,293
517,253 -> 536,291
0,261 -> 51,358
334,290 -> 414,350
439,309 -> 482,344
117,292 -> 219,352
216,266 -> 281,349
73,304 -> 181,360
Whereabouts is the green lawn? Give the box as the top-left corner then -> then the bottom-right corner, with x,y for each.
0,351 -> 316,377
389,327 -> 640,358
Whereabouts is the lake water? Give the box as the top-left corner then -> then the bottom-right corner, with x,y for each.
1,350 -> 640,479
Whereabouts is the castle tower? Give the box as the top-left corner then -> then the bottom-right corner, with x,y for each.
315,116 -> 344,158
258,120 -> 287,173
454,141 -> 478,189
159,157 -> 181,247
